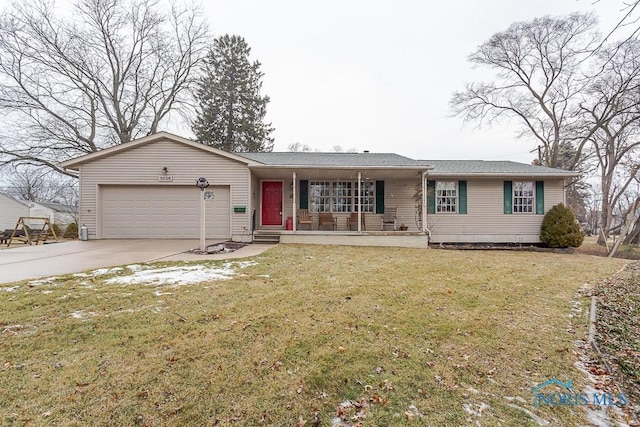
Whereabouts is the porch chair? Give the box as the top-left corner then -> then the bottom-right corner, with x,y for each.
318,212 -> 337,230
297,209 -> 312,230
381,206 -> 397,231
348,212 -> 366,231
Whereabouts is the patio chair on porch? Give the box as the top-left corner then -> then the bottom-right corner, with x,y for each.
297,209 -> 312,230
381,206 -> 397,231
318,212 -> 337,230
348,212 -> 365,231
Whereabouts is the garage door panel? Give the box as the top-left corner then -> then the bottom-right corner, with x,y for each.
101,185 -> 230,239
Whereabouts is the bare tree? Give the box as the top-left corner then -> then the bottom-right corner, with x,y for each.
450,13 -> 600,169
581,39 -> 640,243
609,194 -> 640,257
2,165 -> 78,206
0,0 -> 209,176
287,142 -> 312,152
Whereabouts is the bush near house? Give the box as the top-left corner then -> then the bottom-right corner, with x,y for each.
63,222 -> 78,239
540,203 -> 584,248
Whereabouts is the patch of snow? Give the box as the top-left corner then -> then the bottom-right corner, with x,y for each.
73,273 -> 90,278
153,290 -> 173,296
574,360 -> 630,427
41,290 -> 53,294
504,396 -> 527,404
105,264 -> 237,286
463,402 -> 491,417
91,267 -> 123,276
235,261 -> 257,269
407,403 -> 424,418
505,403 -> 550,426
1,286 -> 20,292
2,324 -> 38,336
27,277 -> 57,286
127,264 -> 143,272
71,310 -> 97,320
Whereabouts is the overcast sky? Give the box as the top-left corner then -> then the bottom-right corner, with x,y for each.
194,0 -> 624,163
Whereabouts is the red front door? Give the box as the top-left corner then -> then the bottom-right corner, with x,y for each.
262,181 -> 283,225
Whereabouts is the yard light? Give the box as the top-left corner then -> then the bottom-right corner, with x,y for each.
196,177 -> 210,251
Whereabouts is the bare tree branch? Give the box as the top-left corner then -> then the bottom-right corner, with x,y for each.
0,0 -> 209,174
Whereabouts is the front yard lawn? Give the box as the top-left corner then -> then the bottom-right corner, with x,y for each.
0,245 -> 629,425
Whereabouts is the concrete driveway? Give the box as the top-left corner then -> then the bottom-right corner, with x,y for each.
0,240 -> 273,284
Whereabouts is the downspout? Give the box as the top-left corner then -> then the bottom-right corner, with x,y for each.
422,171 -> 431,247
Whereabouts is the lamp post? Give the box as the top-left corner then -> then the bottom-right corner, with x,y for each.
196,177 -> 210,251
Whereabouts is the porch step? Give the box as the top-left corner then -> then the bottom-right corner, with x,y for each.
253,232 -> 280,244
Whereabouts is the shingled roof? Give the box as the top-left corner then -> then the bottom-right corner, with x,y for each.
237,153 -> 577,176
420,160 -> 579,177
237,152 -> 425,167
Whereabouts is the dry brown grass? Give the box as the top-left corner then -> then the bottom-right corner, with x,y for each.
0,245 -> 628,426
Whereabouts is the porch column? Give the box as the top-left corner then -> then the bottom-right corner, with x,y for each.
422,171 -> 427,232
357,172 -> 362,232
292,171 -> 297,232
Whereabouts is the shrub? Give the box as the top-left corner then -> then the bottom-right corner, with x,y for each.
540,203 -> 584,248
63,223 -> 78,239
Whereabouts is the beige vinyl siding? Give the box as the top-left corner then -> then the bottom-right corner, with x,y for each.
0,194 -> 30,230
384,180 -> 420,231
78,138 -> 250,239
427,178 -> 566,243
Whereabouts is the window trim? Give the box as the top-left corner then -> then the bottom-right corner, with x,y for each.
308,180 -> 376,213
512,181 -> 534,214
435,180 -> 458,214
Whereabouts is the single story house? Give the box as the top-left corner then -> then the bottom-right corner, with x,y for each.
59,132 -> 578,247
0,191 -> 30,230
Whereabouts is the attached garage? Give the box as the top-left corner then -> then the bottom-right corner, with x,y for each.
60,133 -> 253,241
100,185 -> 230,239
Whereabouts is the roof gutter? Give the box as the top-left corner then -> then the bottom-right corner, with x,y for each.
428,172 -> 580,178
248,165 -> 433,171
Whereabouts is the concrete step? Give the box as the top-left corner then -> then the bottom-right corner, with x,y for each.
253,232 -> 280,244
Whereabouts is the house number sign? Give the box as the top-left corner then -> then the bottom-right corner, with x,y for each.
158,175 -> 173,182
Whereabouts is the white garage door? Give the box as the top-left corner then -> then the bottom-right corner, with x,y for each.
101,185 -> 230,239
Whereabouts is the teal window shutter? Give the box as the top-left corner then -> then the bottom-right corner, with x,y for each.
535,181 -> 545,214
299,180 -> 308,209
458,180 -> 467,214
504,181 -> 513,214
375,181 -> 384,214
427,181 -> 436,214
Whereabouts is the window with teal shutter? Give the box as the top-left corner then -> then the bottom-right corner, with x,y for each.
375,181 -> 384,214
458,180 -> 467,214
427,181 -> 436,214
504,181 -> 513,214
535,181 -> 545,214
299,180 -> 308,209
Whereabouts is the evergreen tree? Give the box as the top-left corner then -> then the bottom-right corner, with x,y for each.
193,35 -> 274,152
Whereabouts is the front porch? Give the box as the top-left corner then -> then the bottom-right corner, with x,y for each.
254,229 -> 430,248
